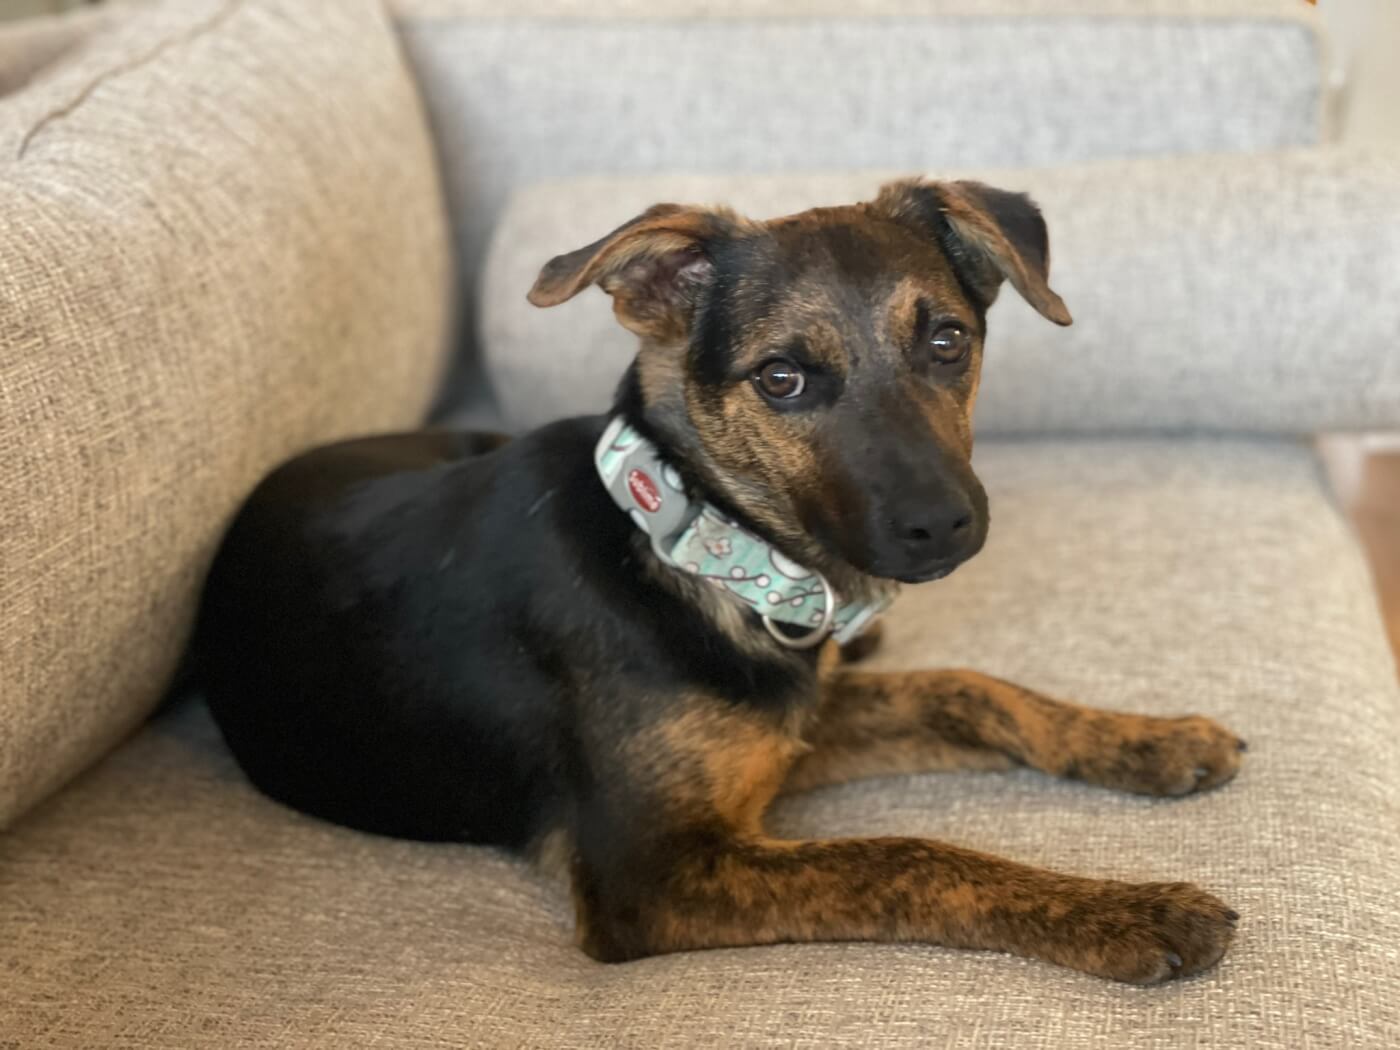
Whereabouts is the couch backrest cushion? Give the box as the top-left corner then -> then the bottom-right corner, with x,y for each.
480,148 -> 1400,435
392,0 -> 1327,403
0,0 -> 451,826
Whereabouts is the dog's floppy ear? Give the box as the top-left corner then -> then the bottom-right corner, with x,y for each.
873,179 -> 1072,326
528,204 -> 732,340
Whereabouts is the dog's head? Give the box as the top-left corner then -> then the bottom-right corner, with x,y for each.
529,180 -> 1071,586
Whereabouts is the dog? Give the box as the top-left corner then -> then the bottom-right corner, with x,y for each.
197,179 -> 1243,984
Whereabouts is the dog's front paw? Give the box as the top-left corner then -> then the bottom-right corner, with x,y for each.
1053,881 -> 1238,984
1076,714 -> 1245,797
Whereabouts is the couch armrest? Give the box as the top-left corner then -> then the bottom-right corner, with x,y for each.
0,0 -> 451,827
480,146 -> 1400,435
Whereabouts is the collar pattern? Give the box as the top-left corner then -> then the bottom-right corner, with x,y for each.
595,416 -> 894,647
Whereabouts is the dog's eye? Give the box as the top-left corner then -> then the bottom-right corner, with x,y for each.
929,324 -> 972,365
754,359 -> 806,400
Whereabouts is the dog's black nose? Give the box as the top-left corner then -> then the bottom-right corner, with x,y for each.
889,499 -> 974,559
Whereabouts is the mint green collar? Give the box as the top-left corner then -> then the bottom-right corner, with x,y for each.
595,416 -> 894,649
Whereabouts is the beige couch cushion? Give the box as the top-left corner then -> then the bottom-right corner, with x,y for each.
3,439 -> 1397,1048
0,0 -> 451,827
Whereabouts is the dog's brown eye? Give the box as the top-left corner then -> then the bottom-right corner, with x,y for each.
929,324 -> 971,365
755,359 -> 806,400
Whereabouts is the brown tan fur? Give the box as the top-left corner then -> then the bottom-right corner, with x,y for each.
789,663 -> 1246,797
569,651 -> 1241,980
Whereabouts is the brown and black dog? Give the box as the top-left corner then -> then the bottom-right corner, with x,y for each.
197,180 -> 1243,984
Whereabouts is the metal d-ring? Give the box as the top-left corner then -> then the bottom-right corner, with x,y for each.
763,572 -> 837,650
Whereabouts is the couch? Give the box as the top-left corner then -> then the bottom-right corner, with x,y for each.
2,1 -> 1398,1046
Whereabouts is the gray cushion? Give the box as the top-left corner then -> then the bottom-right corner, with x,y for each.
391,0 -> 1325,404
4,438 -> 1397,1048
480,148 -> 1400,434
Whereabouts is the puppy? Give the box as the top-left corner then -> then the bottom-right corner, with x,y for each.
197,180 -> 1242,983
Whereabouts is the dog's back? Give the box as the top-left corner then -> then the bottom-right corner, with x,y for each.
198,426 -> 572,845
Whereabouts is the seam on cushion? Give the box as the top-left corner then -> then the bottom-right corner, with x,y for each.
16,0 -> 243,161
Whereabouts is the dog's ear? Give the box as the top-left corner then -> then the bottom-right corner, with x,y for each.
873,179 -> 1072,326
528,204 -> 732,340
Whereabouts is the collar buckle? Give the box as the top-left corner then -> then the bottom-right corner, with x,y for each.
762,571 -> 837,649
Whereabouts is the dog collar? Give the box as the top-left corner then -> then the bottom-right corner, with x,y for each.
595,416 -> 894,649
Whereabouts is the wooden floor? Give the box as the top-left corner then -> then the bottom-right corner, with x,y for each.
1337,449 -> 1400,672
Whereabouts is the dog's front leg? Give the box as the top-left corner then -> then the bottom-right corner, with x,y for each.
787,668 -> 1245,796
567,694 -> 1236,983
575,829 -> 1236,983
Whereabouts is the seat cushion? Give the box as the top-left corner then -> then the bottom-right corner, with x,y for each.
3,438 -> 1398,1048
0,0 -> 451,827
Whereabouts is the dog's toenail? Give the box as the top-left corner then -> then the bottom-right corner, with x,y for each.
1194,767 -> 1208,780
1166,952 -> 1183,969
1236,739 -> 1248,752
1225,909 -> 1239,922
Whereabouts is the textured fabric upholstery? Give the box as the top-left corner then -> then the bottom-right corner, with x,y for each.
0,0 -> 451,827
390,0 -> 1326,406
479,148 -> 1400,434
4,439 -> 1397,1048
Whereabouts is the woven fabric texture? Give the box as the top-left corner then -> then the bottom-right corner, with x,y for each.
480,148 -> 1400,434
0,0 -> 451,826
3,438 -> 1397,1048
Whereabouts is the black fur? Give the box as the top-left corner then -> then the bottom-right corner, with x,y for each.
196,180 -> 1057,857
186,185 -> 1245,988
198,418 -> 808,846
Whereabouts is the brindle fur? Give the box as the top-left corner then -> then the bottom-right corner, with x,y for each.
198,179 -> 1242,986
787,664 -> 1245,797
567,648 -> 1242,979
